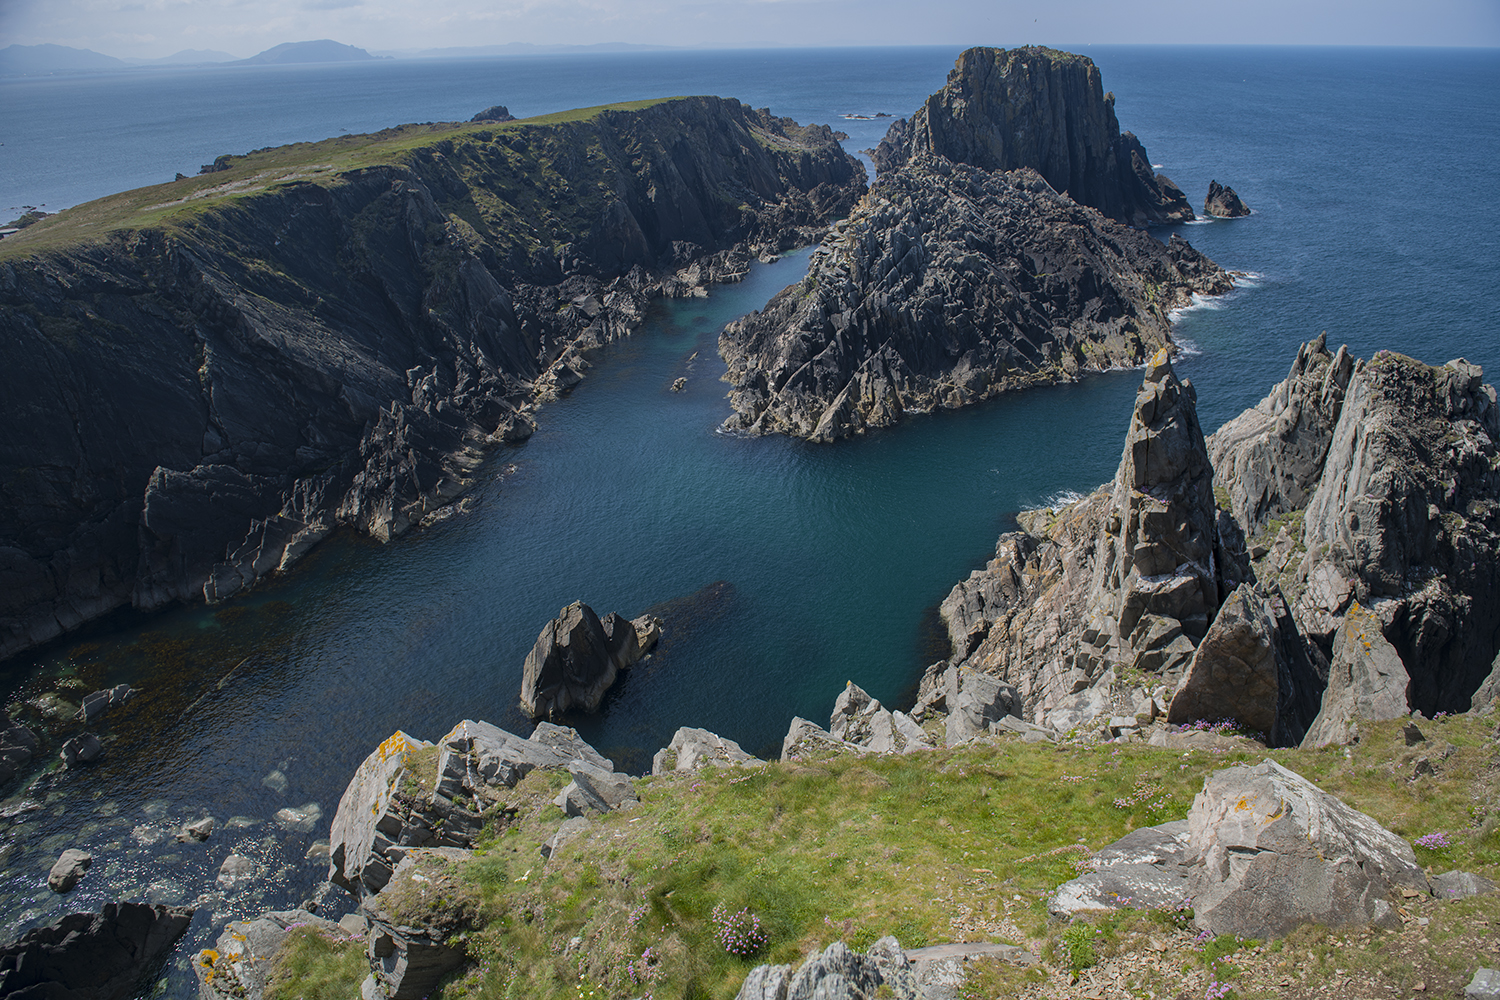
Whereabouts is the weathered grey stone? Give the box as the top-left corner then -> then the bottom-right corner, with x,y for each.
60,732 -> 104,767
47,848 -> 92,892
1167,584 -> 1279,735
558,760 -> 636,815
652,726 -> 761,774
1207,334 -> 1353,537
1298,352 -> 1500,715
829,682 -> 883,742
1301,603 -> 1410,748
1049,821 -> 1192,916
943,669 -> 1020,746
780,716 -> 857,762
363,850 -> 474,1000
328,730 -> 436,896
195,908 -> 344,1000
541,816 -> 590,858
1186,760 -> 1429,938
1431,870 -> 1498,900
79,683 -> 136,723
1467,968 -> 1500,999
0,901 -> 193,1000
734,936 -> 920,1000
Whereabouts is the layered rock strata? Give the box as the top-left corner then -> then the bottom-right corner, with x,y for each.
327,719 -> 632,898
0,97 -> 865,661
869,46 -> 1195,226
1212,340 -> 1500,718
0,901 -> 194,1000
720,47 -> 1230,442
935,336 -> 1500,745
935,351 -> 1243,732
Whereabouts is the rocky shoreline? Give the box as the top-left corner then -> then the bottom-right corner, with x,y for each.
0,97 -> 865,663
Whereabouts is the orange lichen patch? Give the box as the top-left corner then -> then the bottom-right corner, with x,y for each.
377,731 -> 420,763
196,948 -> 220,981
1235,796 -> 1253,811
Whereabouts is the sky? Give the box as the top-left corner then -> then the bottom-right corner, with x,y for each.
2,0 -> 1498,59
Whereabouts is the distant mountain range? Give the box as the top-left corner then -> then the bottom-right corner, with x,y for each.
0,39 -> 691,76
0,40 -> 379,76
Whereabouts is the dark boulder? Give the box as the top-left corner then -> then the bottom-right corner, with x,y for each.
0,714 -> 38,786
1204,180 -> 1251,217
0,901 -> 194,1000
469,105 -> 515,123
519,602 -> 658,718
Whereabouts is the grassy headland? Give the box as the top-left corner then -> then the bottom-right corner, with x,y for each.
268,713 -> 1500,1000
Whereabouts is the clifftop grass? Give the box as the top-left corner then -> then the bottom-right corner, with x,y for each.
0,98 -> 686,262
277,713 -> 1500,999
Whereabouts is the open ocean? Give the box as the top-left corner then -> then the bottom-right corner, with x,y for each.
0,45 -> 1497,996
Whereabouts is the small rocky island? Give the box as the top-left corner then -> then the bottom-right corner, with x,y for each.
719,46 -> 1232,442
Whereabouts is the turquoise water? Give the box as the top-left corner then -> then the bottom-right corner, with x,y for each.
0,45 -> 1497,996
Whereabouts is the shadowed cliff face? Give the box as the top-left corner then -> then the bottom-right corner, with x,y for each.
0,97 -> 865,661
870,46 -> 1194,227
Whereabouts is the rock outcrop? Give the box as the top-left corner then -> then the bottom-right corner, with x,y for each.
720,160 -> 1229,441
735,936 -> 920,1000
1300,602 -> 1411,748
1166,583 -> 1280,736
870,46 -> 1194,226
519,602 -> 660,718
0,901 -> 194,1000
0,96 -> 865,662
1049,760 -> 1431,940
195,908 -> 348,1000
328,719 -> 629,897
933,337 -> 1500,744
1203,180 -> 1250,217
934,351 -> 1230,732
719,46 -> 1228,443
47,847 -> 92,892
651,726 -> 762,774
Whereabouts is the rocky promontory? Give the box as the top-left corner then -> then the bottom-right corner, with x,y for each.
929,337 -> 1500,746
0,97 -> 865,661
720,47 -> 1231,442
1203,179 -> 1251,217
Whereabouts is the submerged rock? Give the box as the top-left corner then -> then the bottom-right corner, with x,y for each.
0,713 -> 39,787
47,848 -> 92,893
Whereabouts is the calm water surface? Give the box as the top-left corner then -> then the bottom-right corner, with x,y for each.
0,45 -> 1496,997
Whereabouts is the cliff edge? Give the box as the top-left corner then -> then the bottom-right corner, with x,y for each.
0,97 -> 865,661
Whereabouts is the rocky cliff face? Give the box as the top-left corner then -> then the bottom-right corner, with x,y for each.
719,159 -> 1230,441
1220,344 -> 1500,717
934,337 -> 1500,745
869,46 -> 1194,227
0,97 -> 865,661
719,47 -> 1230,443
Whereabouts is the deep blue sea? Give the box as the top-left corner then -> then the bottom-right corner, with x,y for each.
1,46 -> 1497,996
